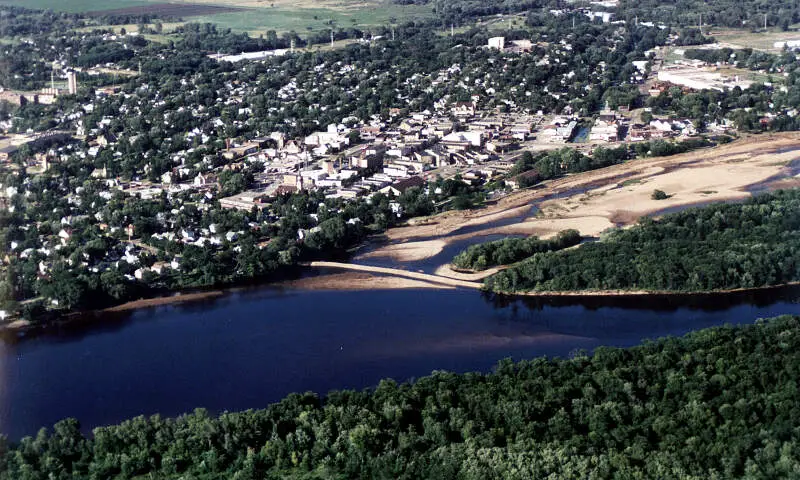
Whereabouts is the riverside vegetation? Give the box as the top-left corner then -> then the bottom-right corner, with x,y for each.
2,315 -> 800,478
485,189 -> 800,293
451,229 -> 581,271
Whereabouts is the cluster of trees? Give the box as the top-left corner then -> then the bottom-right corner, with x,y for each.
452,229 -> 581,271
633,137 -> 714,157
0,6 -> 86,37
3,314 -> 800,478
175,21 -> 392,56
0,15 -> 150,90
684,48 -> 788,71
393,0 -> 554,26
511,146 -> 629,187
618,0 -> 800,30
486,189 -> 800,293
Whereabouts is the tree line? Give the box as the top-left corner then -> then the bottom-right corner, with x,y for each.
2,315 -> 800,478
452,229 -> 581,271
486,189 -> 800,293
510,146 -> 630,187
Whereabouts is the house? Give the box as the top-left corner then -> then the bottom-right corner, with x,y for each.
383,164 -> 412,178
58,228 -> 72,244
441,131 -> 483,148
589,120 -> 620,142
379,176 -> 425,196
360,125 -> 382,139
151,261 -> 170,274
96,133 -> 117,146
282,140 -> 303,155
181,229 -> 197,242
451,102 -> 476,117
194,172 -> 218,187
222,141 -> 261,160
539,120 -> 577,143
508,39 -> 533,53
510,123 -> 532,140
354,153 -> 383,170
0,145 -> 19,162
488,37 -> 505,50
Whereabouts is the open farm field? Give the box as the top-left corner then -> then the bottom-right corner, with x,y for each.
188,2 -> 433,34
83,3 -> 245,17
1,0 -> 433,34
0,0 -> 151,12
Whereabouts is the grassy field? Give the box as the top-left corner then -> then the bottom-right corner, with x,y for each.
708,28 -> 800,52
75,22 -> 182,43
190,3 -> 433,34
1,0 -> 434,34
437,13 -> 528,36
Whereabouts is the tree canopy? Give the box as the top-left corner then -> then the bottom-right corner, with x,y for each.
487,189 -> 800,293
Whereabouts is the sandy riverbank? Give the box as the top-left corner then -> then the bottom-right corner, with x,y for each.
100,291 -> 225,313
493,281 -> 800,298
284,271 -> 457,290
359,133 -> 800,263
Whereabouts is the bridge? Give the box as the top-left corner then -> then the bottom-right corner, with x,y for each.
307,261 -> 484,289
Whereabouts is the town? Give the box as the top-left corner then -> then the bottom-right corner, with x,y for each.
0,2 -> 795,320
5,0 -> 800,477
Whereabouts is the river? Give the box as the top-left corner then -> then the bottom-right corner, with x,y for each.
2,284 -> 800,440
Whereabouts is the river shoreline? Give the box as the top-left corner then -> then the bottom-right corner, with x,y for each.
489,280 -> 800,298
98,291 -> 226,312
0,290 -> 226,335
5,284 -> 800,441
5,133 -> 800,335
6,270 -> 800,337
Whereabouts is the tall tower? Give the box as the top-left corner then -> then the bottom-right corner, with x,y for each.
67,71 -> 77,95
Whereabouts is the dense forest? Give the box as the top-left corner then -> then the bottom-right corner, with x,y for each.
3,315 -> 800,478
452,229 -> 581,271
486,189 -> 800,293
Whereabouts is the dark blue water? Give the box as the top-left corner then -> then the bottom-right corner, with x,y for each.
2,285 -> 800,441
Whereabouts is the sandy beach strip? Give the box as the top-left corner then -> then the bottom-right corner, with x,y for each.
284,271 -> 457,290
100,291 -> 225,313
